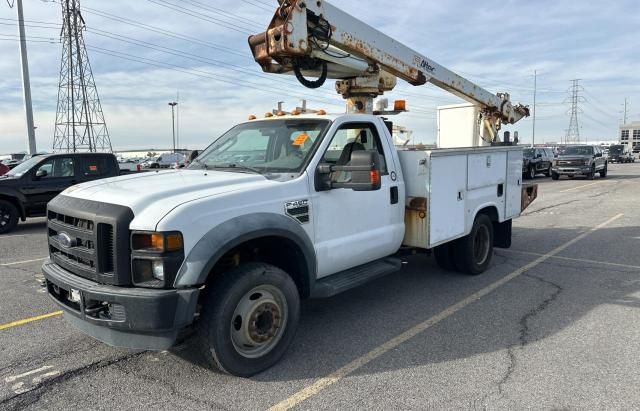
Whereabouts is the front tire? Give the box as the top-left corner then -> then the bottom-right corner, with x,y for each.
599,164 -> 608,178
195,263 -> 300,377
0,200 -> 19,234
545,165 -> 552,177
551,172 -> 560,180
454,214 -> 494,275
528,166 -> 536,180
587,165 -> 596,180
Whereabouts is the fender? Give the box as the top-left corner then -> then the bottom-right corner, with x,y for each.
0,187 -> 26,219
174,213 -> 317,294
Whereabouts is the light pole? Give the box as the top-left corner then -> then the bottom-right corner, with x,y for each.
168,102 -> 177,153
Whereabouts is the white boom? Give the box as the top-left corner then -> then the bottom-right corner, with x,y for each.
249,0 -> 530,142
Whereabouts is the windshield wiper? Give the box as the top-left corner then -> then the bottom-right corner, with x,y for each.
212,163 -> 264,175
192,158 -> 208,170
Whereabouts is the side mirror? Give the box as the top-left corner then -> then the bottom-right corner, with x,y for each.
536,153 -> 542,158
35,169 -> 48,178
595,153 -> 602,158
315,151 -> 382,192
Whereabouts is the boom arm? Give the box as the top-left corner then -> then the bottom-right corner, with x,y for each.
249,0 -> 529,141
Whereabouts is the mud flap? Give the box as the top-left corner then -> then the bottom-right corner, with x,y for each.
493,220 -> 512,249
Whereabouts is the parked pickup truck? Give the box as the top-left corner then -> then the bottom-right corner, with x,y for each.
551,145 -> 608,180
42,114 -> 536,376
0,153 -> 120,234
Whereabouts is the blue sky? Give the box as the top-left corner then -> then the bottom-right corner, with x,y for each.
1,0 -> 639,153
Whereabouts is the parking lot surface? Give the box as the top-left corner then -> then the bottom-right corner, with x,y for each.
1,164 -> 639,410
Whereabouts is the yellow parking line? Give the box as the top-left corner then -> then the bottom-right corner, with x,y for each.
0,257 -> 47,267
559,181 -> 600,193
267,213 -> 624,411
0,312 -> 63,331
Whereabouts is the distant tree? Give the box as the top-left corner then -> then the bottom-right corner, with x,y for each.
416,143 -> 426,150
147,152 -> 157,158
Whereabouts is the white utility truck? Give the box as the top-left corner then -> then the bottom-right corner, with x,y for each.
43,0 -> 535,377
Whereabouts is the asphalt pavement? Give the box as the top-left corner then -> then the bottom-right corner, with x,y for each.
0,163 -> 639,410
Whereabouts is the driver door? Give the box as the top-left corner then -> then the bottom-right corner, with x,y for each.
310,121 -> 405,278
22,157 -> 77,215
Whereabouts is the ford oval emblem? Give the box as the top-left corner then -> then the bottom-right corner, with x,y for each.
56,232 -> 74,248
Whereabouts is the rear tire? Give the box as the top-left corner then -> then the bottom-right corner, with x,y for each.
434,242 -> 457,271
195,263 -> 300,377
551,172 -> 560,180
454,214 -> 494,275
0,200 -> 19,234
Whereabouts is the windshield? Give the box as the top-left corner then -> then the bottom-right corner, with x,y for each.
6,156 -> 43,177
523,149 -> 535,158
609,145 -> 624,154
189,119 -> 330,174
563,146 -> 594,156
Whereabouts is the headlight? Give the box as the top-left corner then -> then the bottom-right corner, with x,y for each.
131,231 -> 184,288
132,232 -> 183,252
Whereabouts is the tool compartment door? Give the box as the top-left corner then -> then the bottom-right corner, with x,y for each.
429,155 -> 467,246
505,150 -> 523,219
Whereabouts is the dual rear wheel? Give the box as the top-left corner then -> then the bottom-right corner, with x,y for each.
434,214 -> 494,275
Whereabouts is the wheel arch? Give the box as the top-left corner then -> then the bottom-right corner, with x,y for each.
0,192 -> 25,220
174,213 -> 316,298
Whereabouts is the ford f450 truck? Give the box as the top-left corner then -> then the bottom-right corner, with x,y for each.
43,0 -> 536,376
43,113 -> 535,376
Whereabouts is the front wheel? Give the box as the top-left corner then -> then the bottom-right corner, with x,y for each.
0,200 -> 19,234
587,165 -> 596,180
454,214 -> 494,275
528,166 -> 536,180
599,164 -> 608,178
551,172 -> 560,180
545,165 -> 552,177
195,263 -> 300,377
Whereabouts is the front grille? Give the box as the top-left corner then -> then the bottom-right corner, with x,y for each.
46,196 -> 134,286
48,210 -> 112,282
558,160 -> 585,167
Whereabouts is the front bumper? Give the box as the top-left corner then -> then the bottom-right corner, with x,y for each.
552,166 -> 591,176
43,259 -> 199,350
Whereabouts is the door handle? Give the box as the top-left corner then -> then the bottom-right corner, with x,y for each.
390,186 -> 399,204
23,186 -> 35,190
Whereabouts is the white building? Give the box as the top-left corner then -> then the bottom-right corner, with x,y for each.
620,121 -> 640,151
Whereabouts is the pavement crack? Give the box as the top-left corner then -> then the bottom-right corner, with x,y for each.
485,273 -> 563,406
0,351 -> 146,410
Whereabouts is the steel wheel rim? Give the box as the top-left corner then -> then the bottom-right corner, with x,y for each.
230,285 -> 288,359
0,205 -> 11,228
529,167 -> 535,179
473,225 -> 491,265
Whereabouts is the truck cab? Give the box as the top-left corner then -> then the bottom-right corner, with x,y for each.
0,153 -> 119,234
42,113 -> 530,377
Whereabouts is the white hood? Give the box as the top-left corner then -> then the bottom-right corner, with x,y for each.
63,169 -> 273,229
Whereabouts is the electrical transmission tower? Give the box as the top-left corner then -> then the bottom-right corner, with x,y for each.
53,0 -> 112,153
564,79 -> 583,144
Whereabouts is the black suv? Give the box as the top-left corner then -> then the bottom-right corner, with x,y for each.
0,153 -> 119,234
523,147 -> 553,179
551,145 -> 607,180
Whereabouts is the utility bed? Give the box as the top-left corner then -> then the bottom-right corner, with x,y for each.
397,146 -> 525,249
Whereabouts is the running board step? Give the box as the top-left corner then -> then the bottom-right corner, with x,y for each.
311,258 -> 402,298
